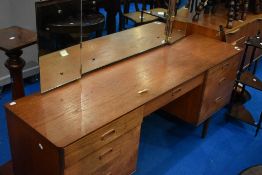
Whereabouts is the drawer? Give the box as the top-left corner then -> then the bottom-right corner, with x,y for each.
144,74 -> 204,116
64,126 -> 141,175
226,25 -> 249,44
199,55 -> 240,121
206,55 -> 240,88
200,92 -> 232,122
64,107 -> 143,168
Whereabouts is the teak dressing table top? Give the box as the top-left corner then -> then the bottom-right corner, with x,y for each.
5,34 -> 239,148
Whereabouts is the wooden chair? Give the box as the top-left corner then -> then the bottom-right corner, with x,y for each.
227,32 -> 262,136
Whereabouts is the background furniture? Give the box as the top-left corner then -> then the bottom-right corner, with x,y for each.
36,0 -> 105,55
123,0 -> 168,27
191,0 -> 251,28
227,34 -> 262,136
0,26 -> 36,100
5,35 -> 240,175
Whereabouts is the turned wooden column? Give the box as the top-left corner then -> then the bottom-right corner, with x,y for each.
0,26 -> 36,100
242,0 -> 248,20
227,0 -> 235,29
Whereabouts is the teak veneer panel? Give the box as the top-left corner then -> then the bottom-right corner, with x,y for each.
5,35 -> 240,148
199,54 -> 241,122
163,53 -> 241,125
64,126 -> 141,175
144,73 -> 204,116
64,107 -> 143,168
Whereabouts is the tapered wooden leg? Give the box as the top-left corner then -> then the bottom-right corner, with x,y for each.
202,118 -> 211,138
5,49 -> 25,100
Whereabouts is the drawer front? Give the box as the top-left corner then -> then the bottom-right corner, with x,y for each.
200,55 -> 240,121
226,25 -> 248,44
64,126 -> 141,175
144,74 -> 204,116
64,107 -> 143,168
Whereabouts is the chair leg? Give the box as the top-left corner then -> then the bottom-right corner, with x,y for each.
255,113 -> 262,137
202,118 -> 211,139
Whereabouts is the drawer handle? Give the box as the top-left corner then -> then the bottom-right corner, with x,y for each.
228,28 -> 240,35
99,148 -> 113,160
223,62 -> 230,69
219,77 -> 227,84
106,173 -> 112,175
138,89 -> 149,94
101,129 -> 116,141
215,97 -> 223,103
172,88 -> 182,96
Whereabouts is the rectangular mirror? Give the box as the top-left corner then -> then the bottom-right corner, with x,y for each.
80,0 -> 170,74
36,0 -> 82,93
35,0 -> 188,93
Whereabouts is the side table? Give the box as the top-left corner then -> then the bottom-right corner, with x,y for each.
0,26 -> 37,100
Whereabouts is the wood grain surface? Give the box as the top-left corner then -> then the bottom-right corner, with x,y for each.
39,44 -> 81,93
81,22 -> 167,74
5,34 -> 240,148
0,26 -> 36,52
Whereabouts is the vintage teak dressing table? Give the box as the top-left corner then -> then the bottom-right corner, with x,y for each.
5,33 -> 241,175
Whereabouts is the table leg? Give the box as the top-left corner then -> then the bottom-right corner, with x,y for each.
201,118 -> 211,138
5,49 -> 25,100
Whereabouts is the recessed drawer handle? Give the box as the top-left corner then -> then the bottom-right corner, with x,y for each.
215,97 -> 223,103
138,89 -> 149,94
99,148 -> 113,160
228,28 -> 240,35
219,77 -> 227,84
101,129 -> 116,141
223,62 -> 230,69
106,172 -> 112,175
172,88 -> 182,96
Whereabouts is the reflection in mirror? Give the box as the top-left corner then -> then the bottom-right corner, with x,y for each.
36,0 -> 82,93
81,0 -> 173,74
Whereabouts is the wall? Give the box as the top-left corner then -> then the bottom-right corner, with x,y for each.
0,0 -> 39,86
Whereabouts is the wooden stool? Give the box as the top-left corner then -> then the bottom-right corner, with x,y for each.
0,26 -> 37,100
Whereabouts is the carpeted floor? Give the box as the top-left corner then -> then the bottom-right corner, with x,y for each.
1,2 -> 262,175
